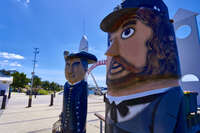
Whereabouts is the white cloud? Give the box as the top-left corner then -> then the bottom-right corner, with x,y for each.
0,60 -> 22,67
26,0 -> 30,4
0,52 -> 24,60
0,60 -> 9,66
3,60 -> 9,63
9,62 -> 22,67
17,0 -> 30,7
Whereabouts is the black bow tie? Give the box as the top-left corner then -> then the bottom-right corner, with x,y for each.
104,92 -> 165,123
109,101 -> 129,123
69,84 -> 74,88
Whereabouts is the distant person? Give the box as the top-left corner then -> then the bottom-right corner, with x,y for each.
34,91 -> 37,98
100,0 -> 187,132
57,51 -> 97,133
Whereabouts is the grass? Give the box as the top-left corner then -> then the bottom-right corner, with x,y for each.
37,89 -> 49,95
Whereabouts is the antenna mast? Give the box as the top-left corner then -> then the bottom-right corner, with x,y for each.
28,48 -> 39,107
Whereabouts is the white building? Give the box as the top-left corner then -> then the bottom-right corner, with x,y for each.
0,73 -> 13,96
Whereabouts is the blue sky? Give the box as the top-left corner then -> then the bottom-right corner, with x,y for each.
0,0 -> 199,87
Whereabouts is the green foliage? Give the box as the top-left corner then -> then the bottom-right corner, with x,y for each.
1,69 -> 63,93
0,69 -> 11,75
21,88 -> 27,93
49,82 -> 63,92
25,85 -> 30,90
11,71 -> 30,89
37,89 -> 49,95
41,81 -> 63,92
32,75 -> 42,88
41,80 -> 50,90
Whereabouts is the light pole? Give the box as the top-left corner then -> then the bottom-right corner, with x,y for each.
28,48 -> 39,107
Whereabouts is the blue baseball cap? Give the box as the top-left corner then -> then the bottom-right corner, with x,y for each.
100,0 -> 169,32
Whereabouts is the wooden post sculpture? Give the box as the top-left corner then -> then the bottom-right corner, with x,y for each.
60,51 -> 97,133
100,0 -> 187,132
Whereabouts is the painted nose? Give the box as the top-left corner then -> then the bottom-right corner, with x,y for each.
68,64 -> 74,74
105,38 -> 119,57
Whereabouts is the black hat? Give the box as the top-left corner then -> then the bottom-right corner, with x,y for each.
100,0 -> 169,32
64,51 -> 97,64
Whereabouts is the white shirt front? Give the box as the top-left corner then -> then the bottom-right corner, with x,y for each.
68,80 -> 82,86
106,88 -> 169,122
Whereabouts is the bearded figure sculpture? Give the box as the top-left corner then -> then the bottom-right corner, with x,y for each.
100,0 -> 187,132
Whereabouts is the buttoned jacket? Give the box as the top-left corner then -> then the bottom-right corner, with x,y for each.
61,80 -> 88,133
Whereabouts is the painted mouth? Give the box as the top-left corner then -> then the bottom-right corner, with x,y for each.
109,61 -> 125,75
68,74 -> 75,78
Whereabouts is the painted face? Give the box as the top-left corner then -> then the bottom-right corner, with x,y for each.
105,17 -> 152,90
65,58 -> 86,84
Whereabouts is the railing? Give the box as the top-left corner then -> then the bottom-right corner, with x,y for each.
94,113 -> 105,133
52,120 -> 61,133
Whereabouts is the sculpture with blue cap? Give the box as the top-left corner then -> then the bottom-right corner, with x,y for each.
100,0 -> 187,132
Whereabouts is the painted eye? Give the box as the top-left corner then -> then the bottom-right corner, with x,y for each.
121,27 -> 135,39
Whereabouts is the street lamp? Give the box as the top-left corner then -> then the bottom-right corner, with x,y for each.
28,48 -> 39,107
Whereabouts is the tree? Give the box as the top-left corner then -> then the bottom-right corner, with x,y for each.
41,80 -> 50,90
49,82 -> 62,92
49,82 -> 57,91
0,69 -> 11,75
11,71 -> 30,89
32,75 -> 42,88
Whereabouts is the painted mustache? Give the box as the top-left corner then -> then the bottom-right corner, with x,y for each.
111,56 -> 143,73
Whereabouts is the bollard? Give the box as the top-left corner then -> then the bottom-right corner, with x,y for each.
8,91 -> 11,99
50,94 -> 54,106
28,95 -> 32,107
1,95 -> 7,109
8,88 -> 12,99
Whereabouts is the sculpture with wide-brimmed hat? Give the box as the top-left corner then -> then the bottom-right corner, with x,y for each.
52,43 -> 97,133
60,50 -> 97,133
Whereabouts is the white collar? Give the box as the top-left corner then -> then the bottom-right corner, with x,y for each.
106,87 -> 170,105
68,80 -> 82,86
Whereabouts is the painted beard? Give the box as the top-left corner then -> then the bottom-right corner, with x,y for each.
106,56 -> 147,90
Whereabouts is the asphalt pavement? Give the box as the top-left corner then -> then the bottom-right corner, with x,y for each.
0,93 -> 105,133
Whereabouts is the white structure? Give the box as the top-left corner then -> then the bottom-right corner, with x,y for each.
79,35 -> 88,52
173,8 -> 200,104
0,73 -> 13,95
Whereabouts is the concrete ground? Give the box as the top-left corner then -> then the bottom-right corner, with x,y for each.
0,93 -> 105,133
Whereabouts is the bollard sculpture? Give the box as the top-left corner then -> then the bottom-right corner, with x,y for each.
100,0 -> 188,132
53,51 -> 97,133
